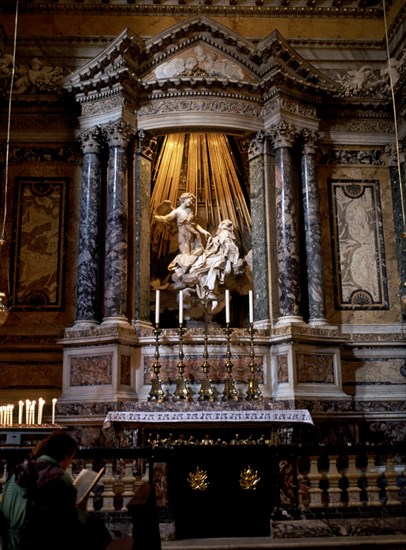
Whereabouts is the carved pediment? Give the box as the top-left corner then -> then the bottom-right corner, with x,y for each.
63,16 -> 339,105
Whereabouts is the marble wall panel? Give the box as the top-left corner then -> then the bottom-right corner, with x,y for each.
318,163 -> 400,325
296,353 -> 335,384
0,362 -> 62,388
329,178 -> 387,309
70,354 -> 113,386
11,177 -> 69,310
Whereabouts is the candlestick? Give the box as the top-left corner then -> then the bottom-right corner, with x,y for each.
9,404 -> 14,426
179,290 -> 183,325
249,290 -> 254,324
52,398 -> 57,425
148,325 -> 165,402
225,289 -> 230,323
246,321 -> 262,401
18,400 -> 24,425
155,290 -> 160,325
38,398 -> 45,425
222,321 -> 239,401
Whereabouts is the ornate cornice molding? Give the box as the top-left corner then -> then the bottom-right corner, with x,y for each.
1,1 -> 386,19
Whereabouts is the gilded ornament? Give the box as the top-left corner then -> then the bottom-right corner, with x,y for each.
239,465 -> 261,490
187,466 -> 209,491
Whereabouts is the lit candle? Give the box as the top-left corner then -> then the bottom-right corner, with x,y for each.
249,290 -> 254,324
179,290 -> 183,325
38,398 -> 45,425
225,289 -> 230,324
25,400 -> 31,425
18,400 -> 24,425
155,290 -> 160,325
52,398 -> 57,425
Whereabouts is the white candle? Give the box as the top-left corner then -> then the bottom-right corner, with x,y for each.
18,400 -> 24,425
30,401 -> 36,425
225,289 -> 230,323
0,406 -> 3,426
9,405 -> 14,426
38,398 -> 45,425
179,290 -> 183,325
25,400 -> 31,425
155,290 -> 160,325
249,290 -> 254,324
52,398 -> 57,425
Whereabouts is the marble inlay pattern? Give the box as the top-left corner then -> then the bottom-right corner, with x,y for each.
120,355 -> 131,386
70,354 -> 113,386
276,354 -> 289,383
296,353 -> 335,384
11,177 -> 68,309
329,179 -> 388,309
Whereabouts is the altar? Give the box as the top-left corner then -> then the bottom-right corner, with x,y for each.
103,405 -> 314,539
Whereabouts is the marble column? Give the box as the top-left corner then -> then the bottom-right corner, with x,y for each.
301,129 -> 328,325
102,121 -> 133,325
75,127 -> 102,327
268,122 -> 303,324
386,143 -> 406,317
249,131 -> 271,325
133,129 -> 152,326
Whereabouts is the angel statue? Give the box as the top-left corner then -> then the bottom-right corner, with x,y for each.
153,192 -> 211,275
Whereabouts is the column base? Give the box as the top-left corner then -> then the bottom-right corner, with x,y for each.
275,315 -> 305,327
101,316 -> 131,328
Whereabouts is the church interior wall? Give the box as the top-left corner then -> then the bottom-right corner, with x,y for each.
0,3 -> 405,541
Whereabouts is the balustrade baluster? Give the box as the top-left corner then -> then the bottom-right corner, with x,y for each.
307,456 -> 322,507
122,461 -> 136,511
101,461 -> 116,512
386,456 -> 400,505
347,456 -> 361,506
328,455 -> 341,507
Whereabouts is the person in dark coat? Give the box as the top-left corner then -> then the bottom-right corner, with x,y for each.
0,430 -> 111,550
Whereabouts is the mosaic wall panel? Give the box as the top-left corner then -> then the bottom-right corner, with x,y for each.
329,179 -> 388,309
70,354 -> 113,386
11,177 -> 68,309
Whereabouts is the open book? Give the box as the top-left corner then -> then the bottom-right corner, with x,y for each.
73,467 -> 105,505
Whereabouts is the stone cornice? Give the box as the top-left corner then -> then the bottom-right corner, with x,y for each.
1,1 -> 386,19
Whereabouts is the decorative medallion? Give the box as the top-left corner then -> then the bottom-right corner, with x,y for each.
187,466 -> 209,491
239,465 -> 261,490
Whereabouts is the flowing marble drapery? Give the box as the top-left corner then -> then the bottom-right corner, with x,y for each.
75,127 -> 102,326
301,129 -> 328,325
103,121 -> 133,324
268,122 -> 303,323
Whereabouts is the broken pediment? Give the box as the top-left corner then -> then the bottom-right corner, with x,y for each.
63,16 -> 339,102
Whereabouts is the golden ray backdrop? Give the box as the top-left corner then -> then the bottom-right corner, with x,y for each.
150,133 -> 251,263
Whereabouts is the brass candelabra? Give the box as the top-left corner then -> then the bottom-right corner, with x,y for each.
246,322 -> 262,400
173,323 -> 191,401
222,322 -> 239,401
148,323 -> 165,402
198,288 -> 215,401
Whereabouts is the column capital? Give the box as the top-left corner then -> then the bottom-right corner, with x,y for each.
267,122 -> 297,149
77,126 -> 102,154
300,128 -> 324,155
104,120 -> 134,148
